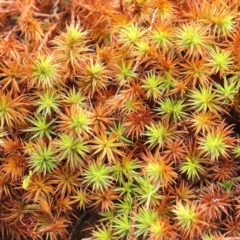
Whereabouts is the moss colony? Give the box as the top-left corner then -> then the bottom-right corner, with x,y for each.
1,0 -> 240,239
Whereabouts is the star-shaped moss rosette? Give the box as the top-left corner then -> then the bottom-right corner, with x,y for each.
1,0 -> 240,239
